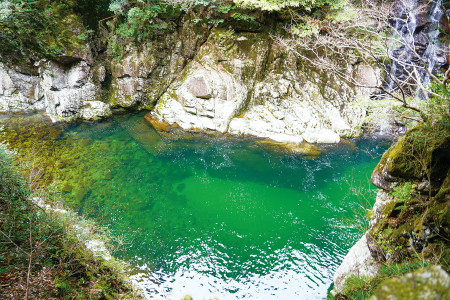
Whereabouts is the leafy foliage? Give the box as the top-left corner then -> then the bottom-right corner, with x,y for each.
234,0 -> 347,11
0,0 -> 107,60
391,182 -> 417,204
0,0 -> 62,60
0,0 -> 110,62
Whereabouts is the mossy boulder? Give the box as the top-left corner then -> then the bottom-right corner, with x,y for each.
369,265 -> 450,300
371,120 -> 450,192
366,117 -> 450,265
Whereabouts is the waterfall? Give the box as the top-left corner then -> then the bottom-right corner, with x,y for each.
420,0 -> 445,87
383,0 -> 446,98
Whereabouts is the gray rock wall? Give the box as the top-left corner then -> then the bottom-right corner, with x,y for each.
0,62 -> 44,112
0,58 -> 111,122
150,29 -> 378,143
0,10 -> 377,144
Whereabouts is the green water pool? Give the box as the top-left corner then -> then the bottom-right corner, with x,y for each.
0,112 -> 390,299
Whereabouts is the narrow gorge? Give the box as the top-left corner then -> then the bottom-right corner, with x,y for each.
0,0 -> 449,299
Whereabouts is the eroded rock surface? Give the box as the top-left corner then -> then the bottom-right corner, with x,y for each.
151,29 -> 374,143
0,55 -> 110,122
152,60 -> 248,132
38,60 -> 111,122
0,62 -> 44,112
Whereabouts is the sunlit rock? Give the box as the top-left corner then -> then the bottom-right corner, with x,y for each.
333,234 -> 381,292
153,61 -> 248,133
144,113 -> 177,131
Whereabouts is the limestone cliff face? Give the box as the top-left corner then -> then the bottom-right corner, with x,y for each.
0,0 -> 448,146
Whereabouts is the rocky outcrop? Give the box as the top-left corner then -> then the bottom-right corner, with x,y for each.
0,58 -> 110,122
333,117 -> 450,296
150,29 -> 376,144
1,11 -> 376,143
0,62 -> 44,112
152,60 -> 248,133
0,11 -> 110,122
371,124 -> 450,193
39,60 -> 111,122
108,11 -> 210,110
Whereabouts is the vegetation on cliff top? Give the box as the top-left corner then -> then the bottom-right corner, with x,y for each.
0,0 -> 350,61
0,0 -> 110,63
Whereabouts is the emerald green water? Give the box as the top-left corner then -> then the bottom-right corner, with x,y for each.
1,112 -> 390,299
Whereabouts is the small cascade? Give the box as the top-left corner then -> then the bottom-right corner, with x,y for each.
383,0 -> 446,98
419,0 -> 445,87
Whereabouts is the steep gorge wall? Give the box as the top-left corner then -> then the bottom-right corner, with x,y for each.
0,9 -> 378,144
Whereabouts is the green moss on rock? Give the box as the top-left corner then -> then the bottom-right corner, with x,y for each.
369,265 -> 450,300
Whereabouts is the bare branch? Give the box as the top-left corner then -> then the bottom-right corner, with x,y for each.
402,115 -> 423,122
0,229 -> 30,257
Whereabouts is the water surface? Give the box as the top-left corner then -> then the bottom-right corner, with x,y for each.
0,112 -> 390,299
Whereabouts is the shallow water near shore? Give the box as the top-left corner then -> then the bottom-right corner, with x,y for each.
0,112 -> 390,299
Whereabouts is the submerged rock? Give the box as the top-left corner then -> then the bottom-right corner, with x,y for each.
144,113 -> 177,131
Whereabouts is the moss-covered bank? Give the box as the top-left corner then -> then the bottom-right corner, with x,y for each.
333,113 -> 450,299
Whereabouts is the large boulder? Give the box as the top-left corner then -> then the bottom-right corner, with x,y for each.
152,61 -> 248,132
371,122 -> 450,192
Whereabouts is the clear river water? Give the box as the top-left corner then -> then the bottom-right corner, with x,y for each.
0,112 -> 390,300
